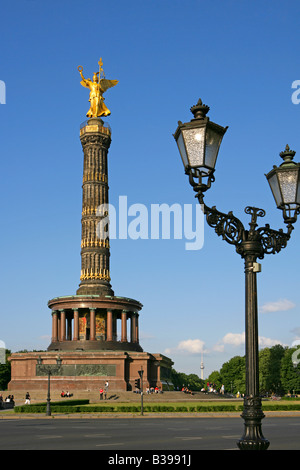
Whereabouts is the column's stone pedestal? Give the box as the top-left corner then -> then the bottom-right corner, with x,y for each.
8,351 -> 174,393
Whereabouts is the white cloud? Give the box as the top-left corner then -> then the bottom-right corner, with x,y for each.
212,343 -> 225,353
213,332 -> 284,352
259,336 -> 284,348
259,299 -> 295,314
291,327 -> 300,337
165,339 -> 205,356
166,332 -> 286,360
212,332 -> 245,352
222,332 -> 245,347
178,339 -> 205,354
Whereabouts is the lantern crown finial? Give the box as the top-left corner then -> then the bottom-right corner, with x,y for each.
190,98 -> 210,120
279,144 -> 296,165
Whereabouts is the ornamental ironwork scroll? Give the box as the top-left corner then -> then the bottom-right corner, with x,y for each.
198,190 -> 293,259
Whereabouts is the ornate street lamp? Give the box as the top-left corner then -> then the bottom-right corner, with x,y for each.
174,100 -> 300,450
138,366 -> 144,416
37,355 -> 62,416
266,144 -> 300,224
174,99 -> 228,194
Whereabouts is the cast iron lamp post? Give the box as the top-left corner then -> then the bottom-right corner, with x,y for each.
138,366 -> 144,416
37,355 -> 62,416
174,99 -> 300,450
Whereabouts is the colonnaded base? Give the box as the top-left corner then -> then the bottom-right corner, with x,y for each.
46,295 -> 144,353
8,351 -> 174,393
8,294 -> 174,392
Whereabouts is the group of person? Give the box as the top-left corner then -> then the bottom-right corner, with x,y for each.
60,391 -> 73,398
0,394 -> 15,403
145,386 -> 163,394
200,382 -> 225,394
24,390 -> 73,405
181,386 -> 194,395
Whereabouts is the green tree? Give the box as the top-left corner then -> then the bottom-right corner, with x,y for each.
220,355 -> 246,395
207,370 -> 222,391
259,345 -> 286,395
0,350 -> 11,390
170,369 -> 204,391
280,347 -> 300,395
185,373 -> 204,391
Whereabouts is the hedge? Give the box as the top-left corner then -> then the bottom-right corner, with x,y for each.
262,403 -> 300,411
14,403 -> 240,413
14,399 -> 89,413
13,401 -> 300,414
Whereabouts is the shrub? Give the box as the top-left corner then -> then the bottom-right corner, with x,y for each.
14,399 -> 89,413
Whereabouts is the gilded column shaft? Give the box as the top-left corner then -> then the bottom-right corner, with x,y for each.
77,119 -> 114,296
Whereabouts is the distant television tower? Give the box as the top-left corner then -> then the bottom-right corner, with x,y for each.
200,351 -> 205,380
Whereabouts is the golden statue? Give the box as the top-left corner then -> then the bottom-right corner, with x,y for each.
78,58 -> 118,118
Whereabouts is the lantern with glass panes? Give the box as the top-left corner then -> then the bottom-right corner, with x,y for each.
266,144 -> 300,224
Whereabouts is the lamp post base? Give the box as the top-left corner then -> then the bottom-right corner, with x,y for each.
237,396 -> 270,450
46,399 -> 51,417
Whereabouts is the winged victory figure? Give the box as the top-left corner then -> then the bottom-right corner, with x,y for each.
78,58 -> 118,118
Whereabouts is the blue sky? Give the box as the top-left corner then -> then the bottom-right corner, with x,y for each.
1,0 -> 300,378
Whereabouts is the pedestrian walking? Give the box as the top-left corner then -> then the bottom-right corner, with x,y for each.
104,380 -> 109,399
25,392 -> 31,404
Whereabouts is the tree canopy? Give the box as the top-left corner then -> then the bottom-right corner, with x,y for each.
207,345 -> 300,396
0,350 -> 11,390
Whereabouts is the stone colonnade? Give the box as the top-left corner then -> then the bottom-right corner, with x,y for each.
51,308 -> 139,344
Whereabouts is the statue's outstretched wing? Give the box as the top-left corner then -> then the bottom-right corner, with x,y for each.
100,79 -> 118,93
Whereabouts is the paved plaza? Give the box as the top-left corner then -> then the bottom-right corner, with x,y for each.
0,416 -> 299,451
